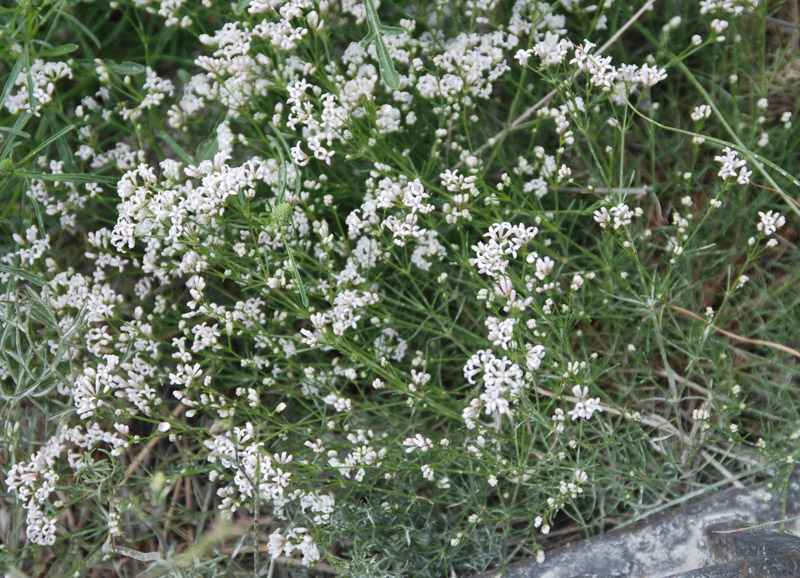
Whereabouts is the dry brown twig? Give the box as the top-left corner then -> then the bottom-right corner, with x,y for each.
121,403 -> 187,486
670,305 -> 800,360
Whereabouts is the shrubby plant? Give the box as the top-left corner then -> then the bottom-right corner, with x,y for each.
1,0 -> 799,575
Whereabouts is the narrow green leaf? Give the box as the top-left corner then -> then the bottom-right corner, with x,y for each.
158,130 -> 194,165
364,0 -> 381,31
31,189 -> 45,232
0,265 -> 45,286
376,37 -> 400,89
234,0 -> 251,14
268,122 -> 302,198
0,126 -> 30,138
17,171 -> 118,185
24,44 -> 37,114
51,117 -> 77,173
58,10 -> 101,47
0,112 -> 33,158
282,234 -> 308,309
37,43 -> 79,57
195,135 -> 218,163
29,301 -> 59,331
379,25 -> 406,35
60,304 -> 88,340
266,134 -> 287,203
359,32 -> 375,48
362,0 -> 401,89
105,60 -> 146,76
19,124 -> 75,165
0,54 -> 25,112
237,188 -> 248,217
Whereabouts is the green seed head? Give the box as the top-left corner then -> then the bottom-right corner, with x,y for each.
270,202 -> 292,228
0,158 -> 15,178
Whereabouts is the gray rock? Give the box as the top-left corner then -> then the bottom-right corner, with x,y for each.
473,474 -> 800,578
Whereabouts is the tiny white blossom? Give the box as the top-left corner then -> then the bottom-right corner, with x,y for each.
714,147 -> 747,181
757,211 -> 785,236
568,384 -> 603,421
403,434 -> 434,453
690,104 -> 712,121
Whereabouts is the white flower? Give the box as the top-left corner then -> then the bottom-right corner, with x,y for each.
533,32 -> 571,67
611,203 -> 635,229
711,18 -> 729,33
535,256 -> 554,280
690,104 -> 712,121
638,64 -> 667,87
403,434 -> 434,453
5,59 -> 73,116
568,384 -> 603,421
376,104 -> 402,134
515,48 -> 533,66
486,316 -> 516,350
323,393 -> 352,413
714,147 -> 747,181
593,207 -> 610,229
757,210 -> 785,236
290,141 -> 310,166
471,222 -> 538,278
267,531 -> 286,558
526,344 -> 546,371
736,166 -> 752,185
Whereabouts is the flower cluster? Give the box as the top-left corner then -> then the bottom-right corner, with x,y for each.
714,147 -> 751,184
267,527 -> 321,566
462,349 -> 526,426
205,423 -> 293,514
756,211 -> 785,237
470,222 -> 538,278
567,385 -> 603,421
593,203 -> 643,230
6,424 -> 128,545
4,58 -> 73,116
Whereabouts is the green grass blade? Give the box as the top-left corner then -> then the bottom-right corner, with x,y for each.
57,9 -> 101,47
0,126 -> 30,138
18,124 -> 75,165
17,170 -> 118,184
158,130 -> 194,165
0,112 -> 33,159
23,44 -> 37,115
268,122 -> 302,198
0,265 -> 45,286
0,54 -> 25,112
282,233 -> 308,309
266,134 -> 288,203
